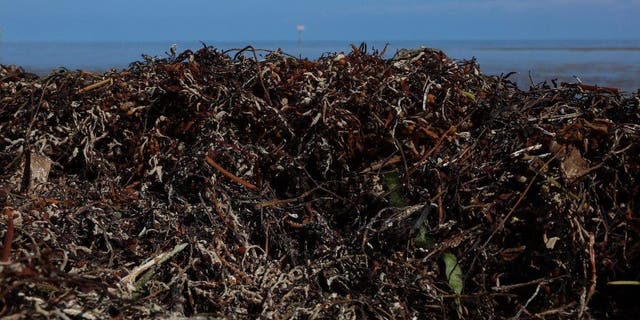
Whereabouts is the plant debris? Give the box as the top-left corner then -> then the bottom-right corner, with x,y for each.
1,45 -> 639,319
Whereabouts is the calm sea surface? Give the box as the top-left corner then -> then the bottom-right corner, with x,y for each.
1,40 -> 639,93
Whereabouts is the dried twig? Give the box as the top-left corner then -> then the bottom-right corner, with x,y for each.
77,78 -> 113,94
577,83 -> 619,95
120,243 -> 188,293
409,125 -> 457,174
511,284 -> 541,320
1,208 -> 15,262
492,276 -> 565,292
205,152 -> 257,191
255,187 -> 319,208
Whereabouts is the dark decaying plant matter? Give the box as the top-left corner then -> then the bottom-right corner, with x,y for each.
1,44 -> 639,319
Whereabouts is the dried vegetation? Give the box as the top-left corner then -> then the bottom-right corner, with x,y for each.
1,44 -> 640,319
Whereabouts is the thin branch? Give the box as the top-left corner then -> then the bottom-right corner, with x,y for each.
1,208 -> 15,262
205,152 -> 258,191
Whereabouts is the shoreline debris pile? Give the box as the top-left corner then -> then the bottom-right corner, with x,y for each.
1,45 -> 639,319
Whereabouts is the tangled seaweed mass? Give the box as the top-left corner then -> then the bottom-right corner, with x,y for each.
1,45 -> 639,319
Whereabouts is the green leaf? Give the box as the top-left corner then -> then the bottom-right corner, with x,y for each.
442,252 -> 464,295
413,224 -> 434,249
461,90 -> 476,101
382,171 -> 407,207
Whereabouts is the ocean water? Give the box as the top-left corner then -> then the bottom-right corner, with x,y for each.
1,39 -> 639,93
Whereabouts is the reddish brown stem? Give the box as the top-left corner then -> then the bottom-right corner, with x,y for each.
410,125 -> 457,174
2,208 -> 15,262
577,83 -> 619,95
437,186 -> 444,225
205,153 -> 257,191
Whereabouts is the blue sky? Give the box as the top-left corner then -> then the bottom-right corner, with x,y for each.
1,0 -> 639,42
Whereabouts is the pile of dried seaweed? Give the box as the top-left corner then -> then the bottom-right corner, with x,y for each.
1,45 -> 639,319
